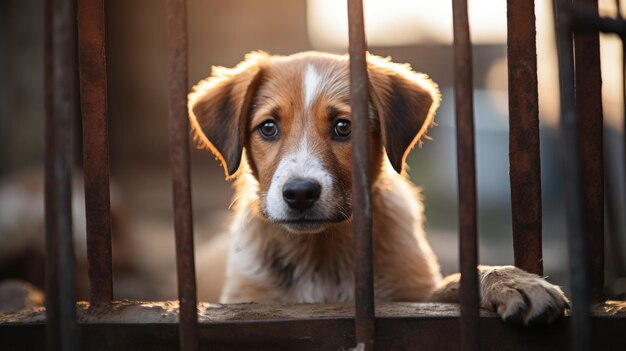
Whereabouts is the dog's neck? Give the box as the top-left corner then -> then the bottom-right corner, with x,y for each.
231,207 -> 356,302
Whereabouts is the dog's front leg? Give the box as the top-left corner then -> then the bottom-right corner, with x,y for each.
429,265 -> 569,326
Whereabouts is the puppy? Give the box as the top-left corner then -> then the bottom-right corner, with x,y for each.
189,51 -> 568,326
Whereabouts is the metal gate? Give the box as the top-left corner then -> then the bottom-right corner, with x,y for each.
1,0 -> 625,350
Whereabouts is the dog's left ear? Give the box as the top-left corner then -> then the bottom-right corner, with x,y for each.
367,54 -> 440,173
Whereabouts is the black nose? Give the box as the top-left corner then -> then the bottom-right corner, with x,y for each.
282,179 -> 321,211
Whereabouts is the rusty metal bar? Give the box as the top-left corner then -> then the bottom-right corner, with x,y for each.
617,0 -> 626,279
347,0 -> 375,350
605,0 -> 626,280
573,0 -> 604,303
506,0 -> 544,276
44,1 -> 60,349
605,149 -> 626,278
621,1 -> 626,234
452,0 -> 479,350
77,0 -> 114,304
612,0 -> 626,245
45,0 -> 80,349
553,0 -> 591,350
166,0 -> 199,350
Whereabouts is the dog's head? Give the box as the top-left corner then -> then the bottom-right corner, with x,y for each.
189,51 -> 439,233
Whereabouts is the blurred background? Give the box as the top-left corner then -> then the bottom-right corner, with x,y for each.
0,0 -> 625,303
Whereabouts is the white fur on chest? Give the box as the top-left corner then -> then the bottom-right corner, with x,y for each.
287,266 -> 354,303
229,208 -> 355,303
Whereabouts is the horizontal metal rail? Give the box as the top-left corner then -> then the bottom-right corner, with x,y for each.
5,302 -> 626,351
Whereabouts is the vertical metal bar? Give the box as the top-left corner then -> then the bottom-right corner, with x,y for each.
77,0 -> 114,304
620,0 -> 626,234
573,0 -> 604,303
553,0 -> 591,350
347,0 -> 375,350
605,151 -> 626,278
610,0 -> 626,279
72,2 -> 83,170
618,0 -> 626,280
45,0 -> 80,349
452,1 -> 479,350
44,1 -> 60,349
507,0 -> 544,276
166,1 -> 199,350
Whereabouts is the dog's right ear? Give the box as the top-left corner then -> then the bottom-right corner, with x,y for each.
367,54 -> 440,174
188,51 -> 267,179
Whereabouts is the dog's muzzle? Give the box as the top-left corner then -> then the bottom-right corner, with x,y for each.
282,178 -> 321,211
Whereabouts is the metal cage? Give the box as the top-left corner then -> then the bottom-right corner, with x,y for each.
2,0 -> 626,350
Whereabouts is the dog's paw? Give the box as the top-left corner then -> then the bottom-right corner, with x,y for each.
479,265 -> 569,327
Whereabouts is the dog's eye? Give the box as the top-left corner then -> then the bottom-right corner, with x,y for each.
258,120 -> 279,140
333,119 -> 351,140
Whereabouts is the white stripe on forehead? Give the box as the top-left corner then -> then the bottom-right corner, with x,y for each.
303,64 -> 322,110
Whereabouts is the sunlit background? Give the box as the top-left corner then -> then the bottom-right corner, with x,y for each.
1,0 -> 625,302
